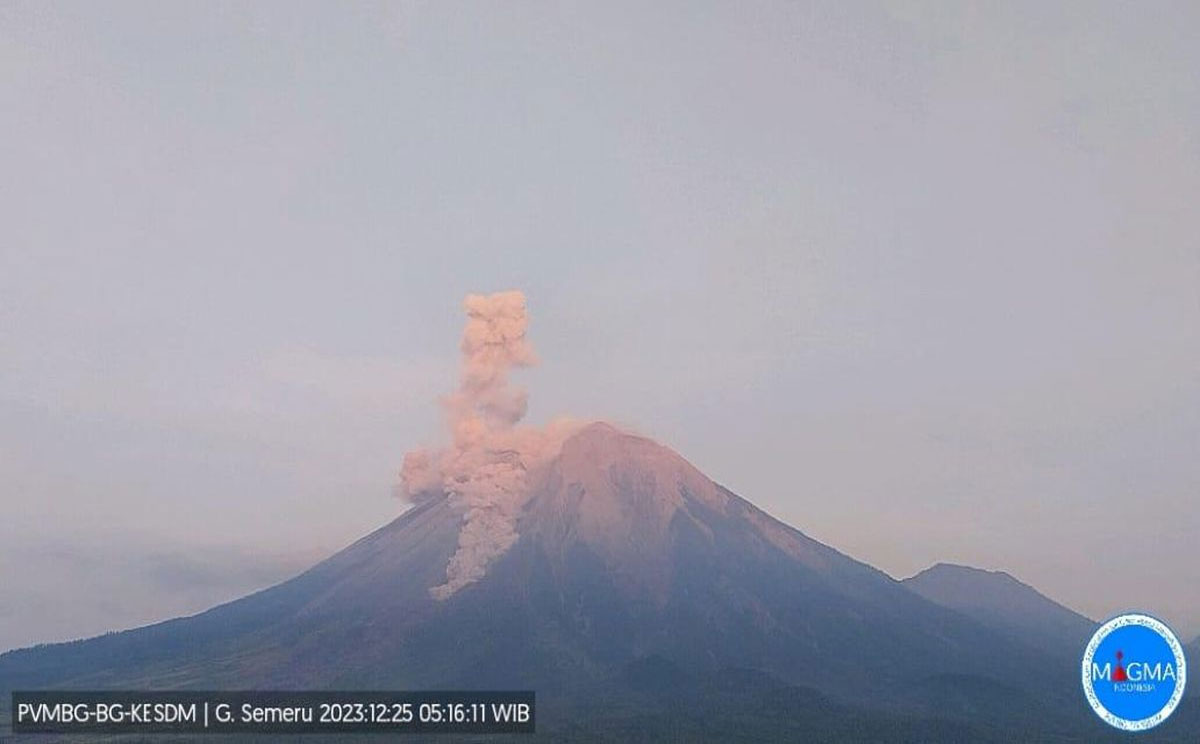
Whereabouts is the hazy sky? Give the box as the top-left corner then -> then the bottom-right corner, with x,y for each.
2,1 -> 1197,652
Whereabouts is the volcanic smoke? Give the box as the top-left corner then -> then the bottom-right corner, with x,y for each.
399,291 -> 578,599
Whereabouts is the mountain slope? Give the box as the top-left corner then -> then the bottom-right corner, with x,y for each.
0,492 -> 463,690
1189,637 -> 1199,698
0,423 -> 1138,739
902,562 -> 1096,655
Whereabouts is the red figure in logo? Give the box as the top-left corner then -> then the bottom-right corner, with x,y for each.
1113,650 -> 1128,682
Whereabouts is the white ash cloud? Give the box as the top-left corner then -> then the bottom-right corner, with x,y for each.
399,290 -> 578,599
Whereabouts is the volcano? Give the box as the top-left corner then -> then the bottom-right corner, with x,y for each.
5,422 -> 1169,741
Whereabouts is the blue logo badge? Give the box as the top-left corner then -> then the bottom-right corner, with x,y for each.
1082,613 -> 1187,731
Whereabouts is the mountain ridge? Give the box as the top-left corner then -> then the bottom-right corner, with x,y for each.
902,562 -> 1096,655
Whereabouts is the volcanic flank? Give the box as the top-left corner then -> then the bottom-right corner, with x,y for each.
0,292 -> 1133,740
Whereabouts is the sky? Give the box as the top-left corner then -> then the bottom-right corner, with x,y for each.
1,1 -> 1197,652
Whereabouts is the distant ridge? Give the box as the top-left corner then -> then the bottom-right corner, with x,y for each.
903,562 -> 1096,654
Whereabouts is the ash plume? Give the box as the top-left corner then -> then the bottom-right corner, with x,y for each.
399,290 -> 578,599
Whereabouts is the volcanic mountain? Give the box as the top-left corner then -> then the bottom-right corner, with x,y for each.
2,423 -> 1191,741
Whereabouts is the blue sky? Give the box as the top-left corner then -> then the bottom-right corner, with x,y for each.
2,1 -> 1197,651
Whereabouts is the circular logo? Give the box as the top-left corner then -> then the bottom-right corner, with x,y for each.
1082,613 -> 1187,731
